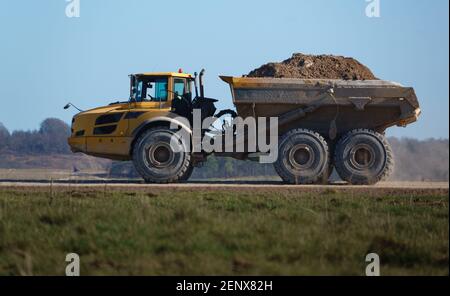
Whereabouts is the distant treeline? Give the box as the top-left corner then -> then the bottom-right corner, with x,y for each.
1,119 -> 448,181
0,119 -> 70,154
389,137 -> 449,181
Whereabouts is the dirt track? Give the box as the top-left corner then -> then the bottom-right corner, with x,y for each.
0,180 -> 447,196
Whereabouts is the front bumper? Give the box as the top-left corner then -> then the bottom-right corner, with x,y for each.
68,136 -> 86,153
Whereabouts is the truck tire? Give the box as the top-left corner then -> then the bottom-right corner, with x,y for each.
132,127 -> 192,183
179,165 -> 194,182
274,129 -> 330,184
334,129 -> 394,185
323,139 -> 336,183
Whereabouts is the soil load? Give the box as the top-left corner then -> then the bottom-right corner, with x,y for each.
248,53 -> 378,80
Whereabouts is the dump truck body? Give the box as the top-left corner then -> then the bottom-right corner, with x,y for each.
220,76 -> 420,138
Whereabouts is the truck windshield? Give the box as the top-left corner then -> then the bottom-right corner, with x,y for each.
133,77 -> 168,102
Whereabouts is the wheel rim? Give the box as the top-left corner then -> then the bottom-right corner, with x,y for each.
349,144 -> 375,169
289,144 -> 315,170
147,142 -> 174,168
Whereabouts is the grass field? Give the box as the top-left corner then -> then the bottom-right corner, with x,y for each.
0,187 -> 448,275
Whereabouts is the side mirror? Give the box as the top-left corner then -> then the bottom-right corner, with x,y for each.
63,102 -> 83,112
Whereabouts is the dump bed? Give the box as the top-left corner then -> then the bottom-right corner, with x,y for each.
220,76 -> 421,137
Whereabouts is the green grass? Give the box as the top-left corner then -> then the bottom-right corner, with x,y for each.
0,189 -> 448,275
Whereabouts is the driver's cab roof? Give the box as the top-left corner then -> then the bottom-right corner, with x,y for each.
134,72 -> 193,79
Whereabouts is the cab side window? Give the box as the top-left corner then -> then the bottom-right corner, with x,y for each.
174,78 -> 193,101
146,78 -> 168,102
173,78 -> 185,97
135,81 -> 144,101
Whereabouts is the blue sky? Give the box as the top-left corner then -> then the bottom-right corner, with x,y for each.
0,0 -> 448,139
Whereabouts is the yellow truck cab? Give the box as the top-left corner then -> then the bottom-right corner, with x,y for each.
69,71 -> 196,161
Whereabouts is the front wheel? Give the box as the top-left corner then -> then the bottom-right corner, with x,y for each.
274,129 -> 330,184
334,129 -> 394,185
132,127 -> 192,183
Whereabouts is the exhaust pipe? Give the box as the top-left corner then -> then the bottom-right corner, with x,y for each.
193,72 -> 199,98
199,69 -> 205,98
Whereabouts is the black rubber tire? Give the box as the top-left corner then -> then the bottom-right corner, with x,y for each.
179,164 -> 194,182
274,129 -> 330,184
132,127 -> 192,183
322,139 -> 336,183
317,162 -> 335,184
334,129 -> 394,185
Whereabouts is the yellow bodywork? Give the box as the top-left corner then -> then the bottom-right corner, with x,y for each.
68,72 -> 193,160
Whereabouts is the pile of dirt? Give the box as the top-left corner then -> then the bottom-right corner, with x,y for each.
247,53 -> 378,80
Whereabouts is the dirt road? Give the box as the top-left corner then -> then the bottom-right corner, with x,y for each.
0,180 -> 447,196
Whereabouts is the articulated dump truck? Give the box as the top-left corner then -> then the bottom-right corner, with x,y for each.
68,70 -> 420,185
